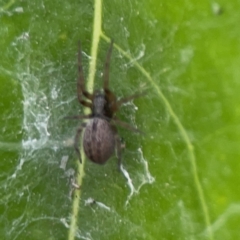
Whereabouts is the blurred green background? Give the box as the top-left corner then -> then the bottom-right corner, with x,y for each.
1,0 -> 240,239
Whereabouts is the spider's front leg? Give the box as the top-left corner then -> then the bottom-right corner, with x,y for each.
74,123 -> 87,163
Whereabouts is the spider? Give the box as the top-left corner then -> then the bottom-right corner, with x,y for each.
68,40 -> 141,167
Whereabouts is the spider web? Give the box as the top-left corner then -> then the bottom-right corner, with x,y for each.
0,2 -> 156,239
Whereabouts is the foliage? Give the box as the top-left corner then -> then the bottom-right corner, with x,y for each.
0,0 -> 239,239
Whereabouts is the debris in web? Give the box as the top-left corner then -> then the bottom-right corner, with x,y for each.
85,198 -> 111,211
120,148 -> 155,206
120,164 -> 135,205
60,155 -> 69,170
125,43 -> 146,67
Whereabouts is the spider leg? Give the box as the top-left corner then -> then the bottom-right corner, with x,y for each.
77,41 -> 93,106
103,39 -> 124,115
74,122 -> 87,163
79,100 -> 92,109
103,39 -> 114,90
112,117 -> 143,133
116,91 -> 146,108
104,88 -> 118,113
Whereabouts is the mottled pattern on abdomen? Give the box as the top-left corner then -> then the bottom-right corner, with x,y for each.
83,118 -> 115,164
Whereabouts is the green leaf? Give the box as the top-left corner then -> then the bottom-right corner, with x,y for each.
1,0 -> 239,239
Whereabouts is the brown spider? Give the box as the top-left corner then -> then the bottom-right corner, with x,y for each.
68,40 -> 141,167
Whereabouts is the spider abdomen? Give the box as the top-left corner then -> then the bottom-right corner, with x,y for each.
83,118 -> 115,164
